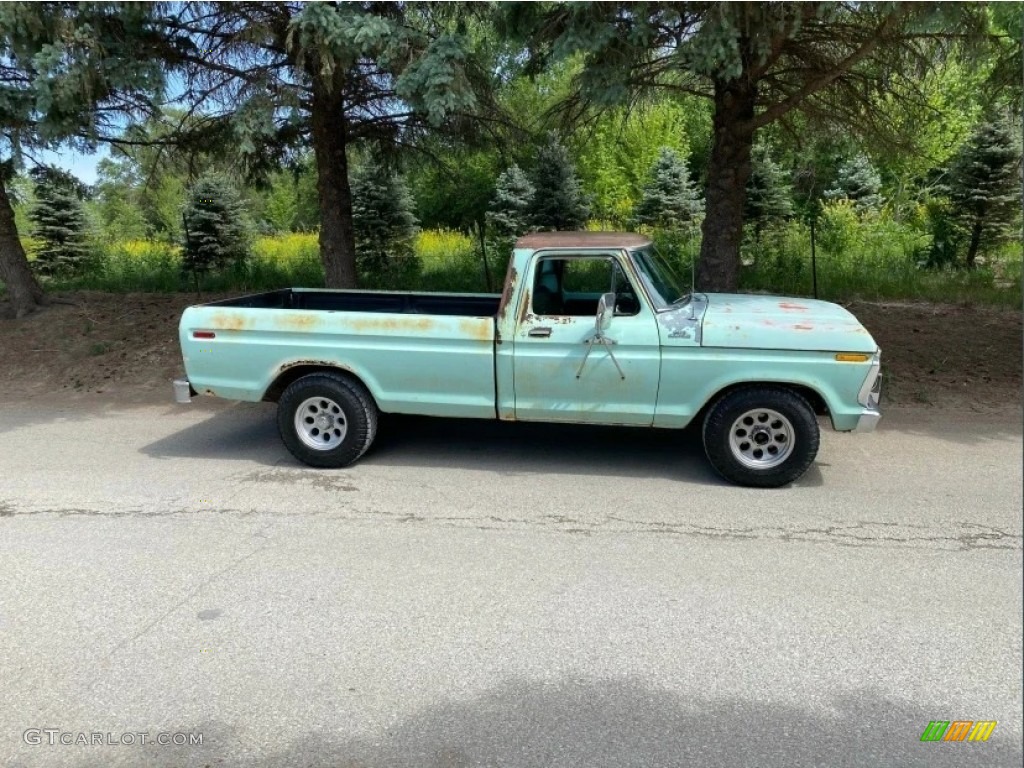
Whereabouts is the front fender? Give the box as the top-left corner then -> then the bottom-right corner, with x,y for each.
654,348 -> 875,431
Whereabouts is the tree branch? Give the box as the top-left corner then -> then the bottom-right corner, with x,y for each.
750,8 -> 911,130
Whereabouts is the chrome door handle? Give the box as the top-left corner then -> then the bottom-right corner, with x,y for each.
528,327 -> 552,338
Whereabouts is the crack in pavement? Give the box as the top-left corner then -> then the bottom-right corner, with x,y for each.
1,499 -> 1019,551
233,467 -> 359,492
602,515 -> 1022,551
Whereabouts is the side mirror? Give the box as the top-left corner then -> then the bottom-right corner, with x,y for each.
596,292 -> 615,332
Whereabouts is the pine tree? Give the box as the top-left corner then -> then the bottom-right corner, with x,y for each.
529,133 -> 590,231
632,147 -> 703,229
487,164 -> 535,238
182,175 -> 250,276
509,3 -> 990,292
350,159 -> 419,280
946,119 -> 1020,268
825,153 -> 883,211
0,3 -> 170,316
745,143 -> 793,232
28,167 -> 90,276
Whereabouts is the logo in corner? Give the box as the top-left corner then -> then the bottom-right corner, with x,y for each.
920,720 -> 997,742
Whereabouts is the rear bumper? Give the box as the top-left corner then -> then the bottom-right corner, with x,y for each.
173,379 -> 195,404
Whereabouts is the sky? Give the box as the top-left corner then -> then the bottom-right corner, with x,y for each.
38,147 -> 106,185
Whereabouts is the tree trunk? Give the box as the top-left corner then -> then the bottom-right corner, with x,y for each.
0,177 -> 46,318
965,218 -> 983,269
696,77 -> 757,292
476,221 -> 492,292
311,74 -> 357,288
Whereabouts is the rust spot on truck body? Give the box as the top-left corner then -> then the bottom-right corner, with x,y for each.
496,266 -> 518,324
778,302 -> 809,311
277,359 -> 352,373
495,268 -> 515,344
273,312 -> 321,331
518,287 -> 532,326
342,316 -> 437,334
209,311 -> 252,331
457,318 -> 494,342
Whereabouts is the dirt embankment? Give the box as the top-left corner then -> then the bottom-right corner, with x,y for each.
845,300 -> 1021,411
0,291 -> 1020,410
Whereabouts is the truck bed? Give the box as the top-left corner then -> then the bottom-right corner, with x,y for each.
206,288 -> 501,318
180,287 -> 500,418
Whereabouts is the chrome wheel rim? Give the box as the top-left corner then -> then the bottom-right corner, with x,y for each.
728,408 -> 794,469
294,396 -> 348,451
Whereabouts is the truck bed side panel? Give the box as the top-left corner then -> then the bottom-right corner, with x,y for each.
180,307 -> 496,418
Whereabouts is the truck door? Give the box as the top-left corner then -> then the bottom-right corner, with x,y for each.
512,252 -> 661,426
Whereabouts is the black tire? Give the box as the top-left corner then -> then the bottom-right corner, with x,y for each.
702,386 -> 819,488
277,373 -> 378,468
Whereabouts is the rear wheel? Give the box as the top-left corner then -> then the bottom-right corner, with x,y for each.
702,386 -> 819,488
277,373 -> 378,468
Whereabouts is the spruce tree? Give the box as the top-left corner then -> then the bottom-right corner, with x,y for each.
632,147 -> 703,229
28,167 -> 89,276
825,153 -> 883,211
487,164 -> 535,239
745,143 -> 793,233
0,3 -> 171,316
946,119 -> 1020,268
182,174 -> 250,276
350,159 -> 419,280
509,3 -> 990,292
529,133 -> 590,231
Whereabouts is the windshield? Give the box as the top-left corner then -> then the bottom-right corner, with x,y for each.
630,246 -> 689,310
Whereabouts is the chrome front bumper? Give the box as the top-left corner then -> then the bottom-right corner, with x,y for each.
854,408 -> 881,432
173,379 -> 194,404
854,352 -> 882,432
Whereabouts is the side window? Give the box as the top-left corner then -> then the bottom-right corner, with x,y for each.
563,259 -> 614,294
532,257 -> 641,317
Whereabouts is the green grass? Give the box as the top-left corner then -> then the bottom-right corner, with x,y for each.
738,218 -> 1022,308
414,229 -> 509,293
6,221 -> 1021,308
41,236 -> 326,294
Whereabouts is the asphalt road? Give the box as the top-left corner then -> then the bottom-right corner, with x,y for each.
1,395 -> 1021,768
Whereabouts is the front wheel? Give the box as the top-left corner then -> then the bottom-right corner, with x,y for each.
277,373 -> 378,468
702,386 -> 820,488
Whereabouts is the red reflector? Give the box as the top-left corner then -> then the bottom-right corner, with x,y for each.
193,331 -> 216,339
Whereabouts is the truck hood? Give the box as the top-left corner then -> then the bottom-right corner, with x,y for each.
699,293 -> 877,352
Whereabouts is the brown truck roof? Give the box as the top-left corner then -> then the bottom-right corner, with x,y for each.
514,231 -> 652,249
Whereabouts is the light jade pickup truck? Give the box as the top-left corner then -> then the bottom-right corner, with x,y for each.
174,232 -> 881,487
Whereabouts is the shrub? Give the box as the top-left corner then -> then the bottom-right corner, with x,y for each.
488,164 -> 535,238
34,225 -> 1021,308
415,229 -> 488,292
29,167 -> 90,276
632,148 -> 703,230
182,174 -> 251,276
351,160 -> 419,283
